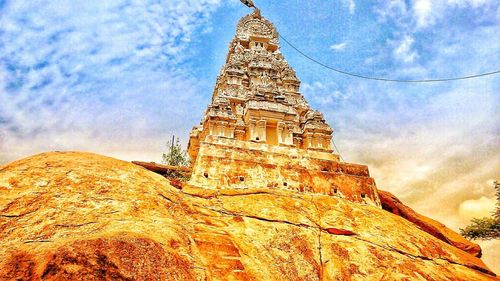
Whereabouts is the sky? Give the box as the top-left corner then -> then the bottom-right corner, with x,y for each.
0,0 -> 499,271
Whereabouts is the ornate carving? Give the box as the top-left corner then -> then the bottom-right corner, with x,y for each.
188,11 -> 334,160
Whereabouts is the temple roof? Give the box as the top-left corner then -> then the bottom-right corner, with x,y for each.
236,9 -> 279,46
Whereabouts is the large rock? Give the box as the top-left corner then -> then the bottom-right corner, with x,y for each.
0,152 -> 497,280
378,190 -> 483,258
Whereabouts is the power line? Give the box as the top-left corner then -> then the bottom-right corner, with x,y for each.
279,34 -> 500,83
331,139 -> 345,163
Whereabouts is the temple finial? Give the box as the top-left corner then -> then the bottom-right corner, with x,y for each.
240,0 -> 256,9
239,0 -> 260,18
253,8 -> 261,19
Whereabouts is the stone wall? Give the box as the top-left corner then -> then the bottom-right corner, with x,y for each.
189,136 -> 381,207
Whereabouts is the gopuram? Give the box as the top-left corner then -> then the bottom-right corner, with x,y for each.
188,9 -> 381,207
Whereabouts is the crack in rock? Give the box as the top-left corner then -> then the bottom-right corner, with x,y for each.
352,235 -> 495,276
54,221 -> 97,228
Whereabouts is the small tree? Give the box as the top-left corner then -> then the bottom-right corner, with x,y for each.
162,136 -> 189,166
460,181 -> 500,240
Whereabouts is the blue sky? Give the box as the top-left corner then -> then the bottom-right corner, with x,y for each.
0,0 -> 499,269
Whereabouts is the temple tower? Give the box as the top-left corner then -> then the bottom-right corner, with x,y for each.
188,9 -> 333,160
187,10 -> 381,207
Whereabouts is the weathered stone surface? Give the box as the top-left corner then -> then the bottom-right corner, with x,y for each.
190,136 -> 380,207
0,152 -> 497,280
14,236 -> 194,280
379,190 -> 483,258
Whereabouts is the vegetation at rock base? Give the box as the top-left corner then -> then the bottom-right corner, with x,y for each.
161,136 -> 190,180
460,181 -> 500,240
162,136 -> 189,167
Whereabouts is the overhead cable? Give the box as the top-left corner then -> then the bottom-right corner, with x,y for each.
279,34 -> 500,83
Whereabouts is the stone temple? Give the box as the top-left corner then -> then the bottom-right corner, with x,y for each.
188,9 -> 381,207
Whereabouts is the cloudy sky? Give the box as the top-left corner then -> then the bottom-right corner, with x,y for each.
0,0 -> 499,271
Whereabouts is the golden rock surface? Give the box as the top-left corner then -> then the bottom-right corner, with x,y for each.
378,190 -> 483,258
0,152 -> 497,280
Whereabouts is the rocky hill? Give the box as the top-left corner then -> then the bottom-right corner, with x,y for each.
0,152 -> 497,280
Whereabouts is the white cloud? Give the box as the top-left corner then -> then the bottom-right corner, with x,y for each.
413,0 -> 433,28
330,41 -> 348,51
0,0 -> 223,163
341,0 -> 356,14
393,35 -> 418,63
376,0 -> 499,30
448,0 -> 496,8
412,0 -> 499,28
374,0 -> 408,23
302,81 -> 349,106
458,196 -> 497,222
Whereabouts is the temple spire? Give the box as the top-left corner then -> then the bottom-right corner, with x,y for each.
187,11 -> 334,161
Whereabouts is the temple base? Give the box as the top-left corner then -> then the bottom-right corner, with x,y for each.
189,135 -> 381,207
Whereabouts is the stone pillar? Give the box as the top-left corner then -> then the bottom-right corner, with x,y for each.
323,136 -> 331,150
277,122 -> 285,144
318,135 -> 325,149
305,134 -> 312,149
312,134 -> 318,148
228,124 -> 235,138
215,122 -> 222,137
257,119 -> 267,142
315,134 -> 322,149
213,122 -> 219,136
208,122 -> 214,136
220,122 -> 228,137
285,123 -> 294,145
220,122 -> 226,137
249,119 -> 257,140
235,128 -> 245,140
